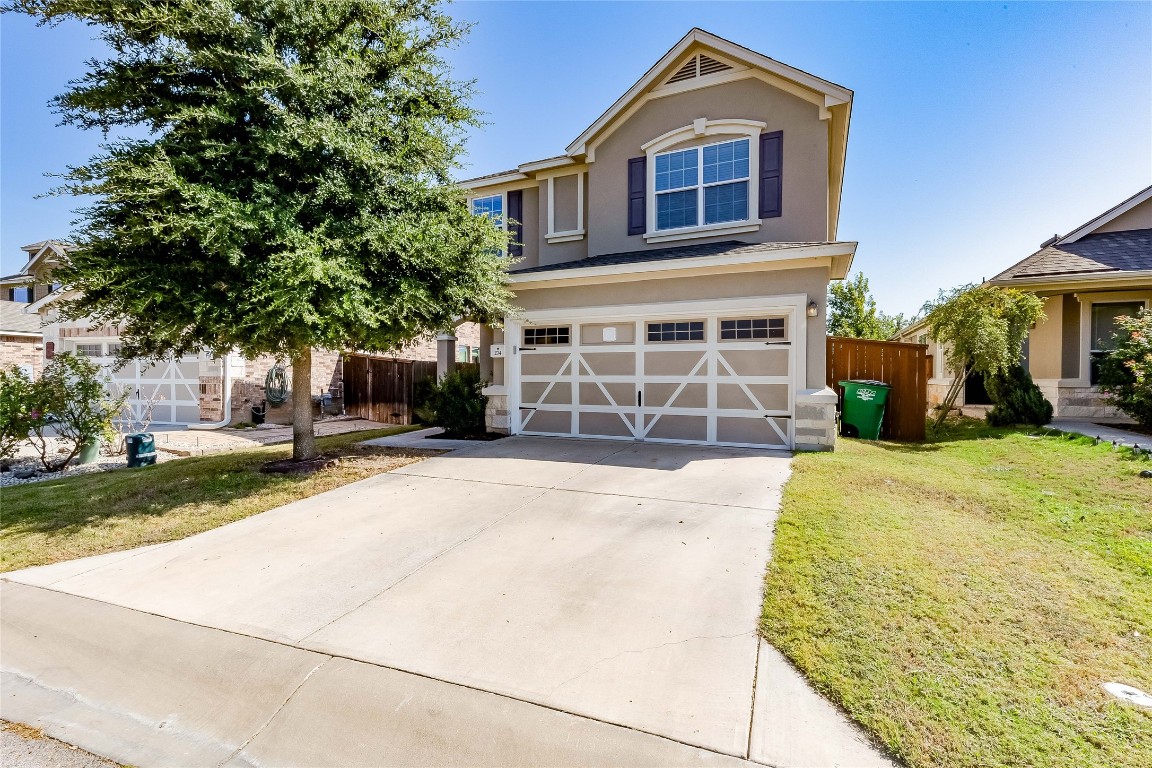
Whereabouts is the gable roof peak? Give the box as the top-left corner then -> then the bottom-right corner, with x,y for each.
1056,184 -> 1152,245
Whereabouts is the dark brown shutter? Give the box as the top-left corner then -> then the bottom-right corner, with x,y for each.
758,131 -> 783,219
627,156 -> 646,235
45,341 -> 55,360
507,189 -> 524,257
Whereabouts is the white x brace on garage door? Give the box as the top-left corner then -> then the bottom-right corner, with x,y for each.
506,295 -> 807,450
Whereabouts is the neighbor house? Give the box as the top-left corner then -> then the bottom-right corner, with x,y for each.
465,29 -> 856,451
7,240 -> 479,426
900,185 -> 1152,420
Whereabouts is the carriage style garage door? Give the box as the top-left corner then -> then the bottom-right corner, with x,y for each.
509,298 -> 803,450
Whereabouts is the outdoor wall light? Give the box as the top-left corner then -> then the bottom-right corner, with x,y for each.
807,300 -> 819,318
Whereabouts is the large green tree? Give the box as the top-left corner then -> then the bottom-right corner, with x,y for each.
828,272 -> 906,340
12,0 -> 514,460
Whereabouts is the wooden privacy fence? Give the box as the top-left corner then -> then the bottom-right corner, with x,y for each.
342,355 -> 438,425
826,336 -> 929,442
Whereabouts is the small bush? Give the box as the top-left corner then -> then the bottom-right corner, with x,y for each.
1097,309 -> 1152,429
417,366 -> 487,437
985,364 -> 1053,427
29,353 -> 129,471
0,367 -> 43,461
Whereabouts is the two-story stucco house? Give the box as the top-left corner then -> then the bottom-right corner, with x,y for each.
467,29 -> 856,451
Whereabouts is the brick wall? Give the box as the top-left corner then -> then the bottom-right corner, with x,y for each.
398,323 -> 482,362
230,348 -> 346,425
0,336 -> 42,376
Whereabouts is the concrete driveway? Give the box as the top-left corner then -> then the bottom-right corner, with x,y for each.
1,436 -> 894,767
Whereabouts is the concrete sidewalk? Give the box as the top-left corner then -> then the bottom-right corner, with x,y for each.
1050,419 -> 1149,449
2,437 -> 895,767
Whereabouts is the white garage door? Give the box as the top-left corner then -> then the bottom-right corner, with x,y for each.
510,300 -> 801,449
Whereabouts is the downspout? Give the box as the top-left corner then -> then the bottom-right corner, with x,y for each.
188,353 -> 234,430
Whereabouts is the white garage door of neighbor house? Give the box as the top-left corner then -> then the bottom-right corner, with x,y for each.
511,301 -> 801,449
66,341 -> 204,425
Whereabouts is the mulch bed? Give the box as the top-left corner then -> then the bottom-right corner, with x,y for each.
260,455 -> 341,474
426,432 -> 507,441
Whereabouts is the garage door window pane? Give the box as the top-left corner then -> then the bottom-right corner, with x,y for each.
524,326 -> 571,345
647,321 -> 704,342
720,318 -> 785,340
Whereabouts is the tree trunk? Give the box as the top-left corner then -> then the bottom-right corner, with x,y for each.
291,346 -> 318,461
931,365 -> 971,431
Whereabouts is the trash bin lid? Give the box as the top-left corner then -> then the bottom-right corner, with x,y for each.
839,379 -> 890,388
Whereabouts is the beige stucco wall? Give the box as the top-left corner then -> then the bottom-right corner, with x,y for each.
537,179 -> 588,266
510,266 -> 829,388
1026,295 -> 1065,380
587,77 -> 830,257
1093,197 -> 1152,234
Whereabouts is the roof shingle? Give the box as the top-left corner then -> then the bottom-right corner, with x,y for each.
0,302 -> 44,335
509,239 -> 840,275
990,229 -> 1152,283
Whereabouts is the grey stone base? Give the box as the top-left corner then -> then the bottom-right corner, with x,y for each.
794,387 -> 838,452
482,385 -> 510,434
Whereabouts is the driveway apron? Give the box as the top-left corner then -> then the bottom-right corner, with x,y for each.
2,436 -> 893,766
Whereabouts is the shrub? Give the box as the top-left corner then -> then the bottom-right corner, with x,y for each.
29,353 -> 129,471
1097,308 -> 1152,429
418,366 -> 487,437
0,367 -> 44,462
984,364 -> 1053,427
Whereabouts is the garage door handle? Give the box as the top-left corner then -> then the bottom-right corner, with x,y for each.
764,341 -> 791,346
637,391 -> 642,407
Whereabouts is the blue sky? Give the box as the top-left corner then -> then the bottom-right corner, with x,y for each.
2,1 -> 1149,316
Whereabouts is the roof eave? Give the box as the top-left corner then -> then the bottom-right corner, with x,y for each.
509,241 -> 857,287
986,270 -> 1152,290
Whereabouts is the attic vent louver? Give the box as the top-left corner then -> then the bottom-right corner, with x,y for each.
698,54 -> 731,76
665,54 -> 734,85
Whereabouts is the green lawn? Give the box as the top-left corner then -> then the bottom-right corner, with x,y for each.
1,426 -> 431,572
761,420 -> 1151,768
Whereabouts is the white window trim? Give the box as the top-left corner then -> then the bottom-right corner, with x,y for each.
642,119 -> 766,243
469,192 -> 508,234
546,173 -> 585,243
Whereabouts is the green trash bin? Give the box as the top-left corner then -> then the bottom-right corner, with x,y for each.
838,380 -> 891,440
125,433 -> 157,468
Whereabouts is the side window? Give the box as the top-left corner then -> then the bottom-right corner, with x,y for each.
471,194 -> 503,225
1090,301 -> 1144,384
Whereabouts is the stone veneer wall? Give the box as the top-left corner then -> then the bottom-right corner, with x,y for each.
1035,382 -> 1130,421
482,385 -> 510,434
794,387 -> 839,451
